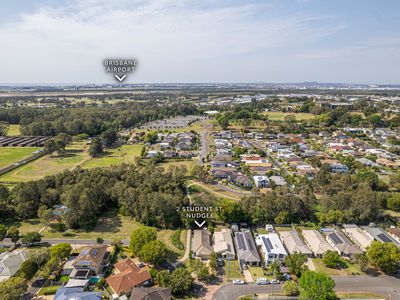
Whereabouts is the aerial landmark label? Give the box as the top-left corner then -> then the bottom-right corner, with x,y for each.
104,58 -> 137,82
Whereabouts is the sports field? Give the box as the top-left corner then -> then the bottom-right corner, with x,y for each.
0,147 -> 41,169
6,124 -> 21,136
262,112 -> 315,121
0,142 -> 89,182
83,144 -> 143,169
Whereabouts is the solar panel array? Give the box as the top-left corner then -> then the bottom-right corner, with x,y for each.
261,236 -> 274,252
237,234 -> 245,250
92,249 -> 98,256
377,233 -> 392,243
329,233 -> 343,244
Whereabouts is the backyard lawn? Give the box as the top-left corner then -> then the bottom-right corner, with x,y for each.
0,142 -> 89,182
0,147 -> 41,169
83,144 -> 143,169
6,124 -> 21,136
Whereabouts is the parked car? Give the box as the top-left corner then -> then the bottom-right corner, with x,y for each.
283,273 -> 292,280
240,260 -> 248,270
233,280 -> 246,285
256,278 -> 269,285
270,278 -> 280,284
217,258 -> 224,267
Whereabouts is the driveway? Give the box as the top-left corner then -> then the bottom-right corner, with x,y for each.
243,269 -> 254,282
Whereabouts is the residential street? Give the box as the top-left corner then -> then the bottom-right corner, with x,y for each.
212,275 -> 400,300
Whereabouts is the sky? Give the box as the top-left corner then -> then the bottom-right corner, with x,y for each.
0,0 -> 399,84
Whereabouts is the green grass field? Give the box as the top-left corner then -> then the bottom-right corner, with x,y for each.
313,258 -> 364,276
0,219 -> 44,234
158,158 -> 199,175
224,260 -> 244,280
262,112 -> 315,121
335,292 -> 386,299
0,142 -> 89,183
83,144 -> 143,169
0,147 -> 41,169
6,124 -> 21,136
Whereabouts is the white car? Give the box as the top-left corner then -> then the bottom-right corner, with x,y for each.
232,279 -> 246,285
270,279 -> 280,284
256,278 -> 269,285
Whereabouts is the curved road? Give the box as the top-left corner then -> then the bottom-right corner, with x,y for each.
213,275 -> 400,300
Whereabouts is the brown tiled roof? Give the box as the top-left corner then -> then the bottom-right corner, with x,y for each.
106,258 -> 151,295
73,245 -> 107,268
388,228 -> 400,239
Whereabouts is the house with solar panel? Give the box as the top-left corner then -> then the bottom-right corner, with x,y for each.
69,245 -> 109,280
234,231 -> 261,267
302,230 -> 336,257
362,225 -> 400,247
324,229 -> 363,257
257,233 -> 287,265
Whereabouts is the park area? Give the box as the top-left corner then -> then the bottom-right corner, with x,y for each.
83,144 -> 143,168
262,112 -> 315,121
0,147 -> 41,169
0,141 -> 89,183
6,124 -> 21,136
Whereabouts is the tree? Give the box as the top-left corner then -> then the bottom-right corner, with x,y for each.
168,268 -> 193,295
144,131 -> 158,144
366,241 -> 400,274
354,253 -> 368,272
0,277 -> 28,300
285,252 -> 307,277
217,199 -> 246,223
140,240 -> 168,266
197,265 -> 212,283
282,280 -> 300,296
299,270 -> 335,300
44,139 -> 57,156
269,260 -> 281,278
6,226 -> 20,245
209,251 -> 217,272
101,128 -> 118,147
38,206 -> 53,226
156,270 -> 171,287
89,137 -> 103,157
49,243 -> 72,263
0,224 -> 7,241
389,172 -> 400,190
18,260 -> 38,280
323,250 -> 341,268
21,232 -> 42,245
387,193 -> 400,211
130,227 -> 158,256
29,248 -> 50,269
96,237 -> 104,244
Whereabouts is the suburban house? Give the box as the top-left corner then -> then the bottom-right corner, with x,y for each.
342,224 -> 374,251
324,230 -> 362,257
234,231 -> 261,266
213,228 -> 236,260
130,287 -> 171,300
330,163 -> 349,173
54,287 -> 102,300
388,228 -> 400,243
229,173 -> 253,188
302,230 -> 336,257
269,176 -> 287,186
192,229 -> 213,260
0,250 -> 27,282
279,230 -> 313,256
362,225 -> 400,246
253,176 -> 270,188
106,258 -> 152,297
258,233 -> 287,265
68,245 -> 108,279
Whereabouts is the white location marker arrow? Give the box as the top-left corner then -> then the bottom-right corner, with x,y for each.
194,221 -> 206,228
115,74 -> 127,82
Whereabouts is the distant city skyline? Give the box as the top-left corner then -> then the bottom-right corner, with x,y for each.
1,0 -> 399,84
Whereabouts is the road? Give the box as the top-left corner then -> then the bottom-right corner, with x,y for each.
178,229 -> 191,263
199,121 -> 212,165
213,275 -> 400,300
213,283 -> 283,300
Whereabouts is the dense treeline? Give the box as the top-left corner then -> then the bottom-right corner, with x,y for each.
0,163 -> 188,229
0,102 -> 198,136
